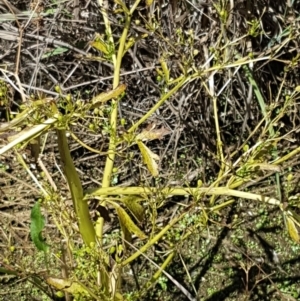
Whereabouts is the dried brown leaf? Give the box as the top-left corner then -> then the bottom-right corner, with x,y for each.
46,277 -> 87,295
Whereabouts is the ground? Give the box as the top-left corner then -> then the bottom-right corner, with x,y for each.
0,0 -> 300,300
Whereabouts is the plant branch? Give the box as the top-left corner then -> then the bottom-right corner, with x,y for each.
85,186 -> 281,207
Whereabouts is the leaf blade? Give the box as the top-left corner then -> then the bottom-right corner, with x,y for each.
30,201 -> 49,252
137,140 -> 159,177
108,200 -> 147,239
286,213 -> 300,243
121,196 -> 145,223
91,84 -> 126,108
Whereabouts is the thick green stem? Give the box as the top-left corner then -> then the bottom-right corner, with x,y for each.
57,129 -> 95,245
101,15 -> 132,188
99,4 -> 137,245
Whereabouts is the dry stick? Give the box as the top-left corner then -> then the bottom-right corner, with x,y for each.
16,151 -> 49,197
0,169 -> 40,193
37,156 -> 57,191
129,242 -> 196,301
0,0 -> 21,14
0,28 -> 89,57
4,0 -> 27,103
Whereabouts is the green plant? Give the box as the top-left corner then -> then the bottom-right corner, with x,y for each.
1,0 -> 300,300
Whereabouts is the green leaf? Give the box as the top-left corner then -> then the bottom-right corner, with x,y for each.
286,216 -> 299,243
30,201 -> 49,252
119,219 -> 132,250
107,200 -> 147,239
90,35 -> 109,54
137,140 -> 159,177
121,196 -> 145,223
159,57 -> 169,83
283,208 -> 300,243
91,84 -> 126,108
